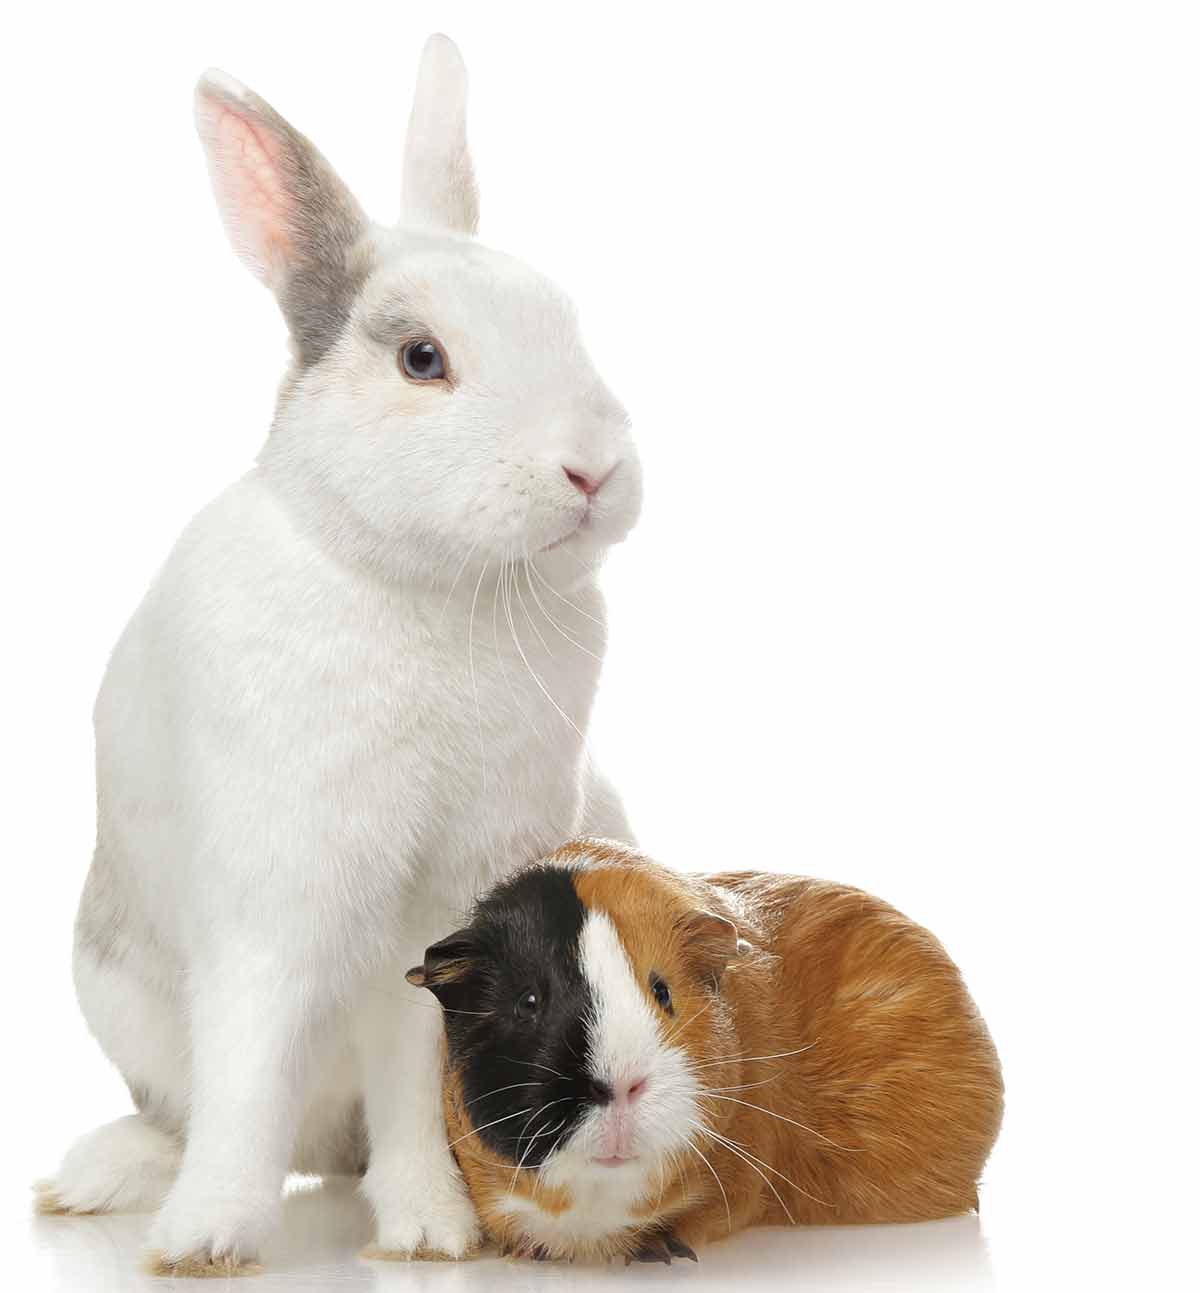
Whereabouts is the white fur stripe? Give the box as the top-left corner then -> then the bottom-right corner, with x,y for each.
578,911 -> 660,1088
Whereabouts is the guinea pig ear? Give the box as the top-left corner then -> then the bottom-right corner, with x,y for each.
399,34 -> 479,235
193,70 -> 369,366
406,930 -> 477,995
679,909 -> 742,987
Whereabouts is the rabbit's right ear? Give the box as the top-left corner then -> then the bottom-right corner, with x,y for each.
194,70 -> 368,366
400,34 -> 479,235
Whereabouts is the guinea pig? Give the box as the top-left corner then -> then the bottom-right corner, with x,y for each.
407,839 -> 1003,1263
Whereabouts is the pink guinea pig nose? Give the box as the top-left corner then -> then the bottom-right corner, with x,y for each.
613,1074 -> 649,1106
563,465 -> 609,497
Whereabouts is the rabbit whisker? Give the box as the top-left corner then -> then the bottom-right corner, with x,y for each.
467,556 -> 491,790
527,557 -> 606,629
439,539 -> 480,623
503,559 -> 585,740
520,552 -> 602,661
491,555 -> 542,739
510,557 -> 553,656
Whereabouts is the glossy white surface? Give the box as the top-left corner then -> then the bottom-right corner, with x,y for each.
11,1139 -> 1190,1292
23,1177 -> 997,1292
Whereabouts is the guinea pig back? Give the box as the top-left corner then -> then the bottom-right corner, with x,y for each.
408,839 -> 1003,1262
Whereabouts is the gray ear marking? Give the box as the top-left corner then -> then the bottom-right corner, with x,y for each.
194,70 -> 371,367
400,33 -> 479,235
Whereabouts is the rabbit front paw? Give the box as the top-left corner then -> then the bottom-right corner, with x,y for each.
359,1163 -> 481,1261
143,1186 -> 274,1277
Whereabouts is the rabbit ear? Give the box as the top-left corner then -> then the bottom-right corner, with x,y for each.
194,70 -> 369,366
400,34 -> 479,235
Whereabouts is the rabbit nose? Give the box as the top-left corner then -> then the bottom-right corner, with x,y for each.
563,466 -> 607,497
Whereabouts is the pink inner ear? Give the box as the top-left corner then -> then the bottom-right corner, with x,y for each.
198,94 -> 294,282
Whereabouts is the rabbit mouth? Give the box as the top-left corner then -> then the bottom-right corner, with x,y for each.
543,521 -> 586,553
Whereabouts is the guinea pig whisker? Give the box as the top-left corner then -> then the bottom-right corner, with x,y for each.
509,1116 -> 568,1193
505,1058 -> 568,1080
510,1097 -> 575,1152
702,1074 -> 784,1094
662,995 -> 717,1046
537,1124 -> 573,1179
512,1099 -> 560,1151
369,986 -> 491,1017
690,1041 -> 822,1070
446,1106 -> 534,1151
464,1081 -> 543,1107
509,1117 -> 551,1191
526,1116 -> 568,1144
695,1122 -> 799,1223
697,1094 -> 861,1154
708,1123 -> 834,1211
682,1135 -> 732,1234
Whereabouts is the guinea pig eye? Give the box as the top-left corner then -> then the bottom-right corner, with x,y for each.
515,989 -> 539,1020
650,974 -> 673,1015
399,339 -> 447,382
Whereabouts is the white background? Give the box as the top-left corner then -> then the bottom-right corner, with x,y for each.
3,2 -> 1197,1289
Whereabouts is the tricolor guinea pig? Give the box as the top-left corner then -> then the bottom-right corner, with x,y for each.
407,840 -> 1003,1263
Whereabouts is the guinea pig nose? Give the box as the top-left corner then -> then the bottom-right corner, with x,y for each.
563,466 -> 605,497
586,1078 -> 614,1105
614,1074 -> 649,1105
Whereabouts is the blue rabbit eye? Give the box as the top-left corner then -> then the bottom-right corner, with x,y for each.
400,339 -> 447,381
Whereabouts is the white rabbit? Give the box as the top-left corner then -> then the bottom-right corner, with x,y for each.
36,34 -> 641,1276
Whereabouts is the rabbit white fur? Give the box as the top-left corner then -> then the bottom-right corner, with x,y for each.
38,34 -> 641,1275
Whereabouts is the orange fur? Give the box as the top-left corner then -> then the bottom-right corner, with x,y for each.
447,841 -> 1003,1259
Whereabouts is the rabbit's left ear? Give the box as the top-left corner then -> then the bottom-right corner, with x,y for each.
193,69 -> 368,366
400,34 -> 479,236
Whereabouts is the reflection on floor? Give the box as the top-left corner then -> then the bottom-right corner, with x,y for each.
29,1175 -> 996,1292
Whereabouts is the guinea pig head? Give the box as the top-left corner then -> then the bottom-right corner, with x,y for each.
408,843 -> 746,1200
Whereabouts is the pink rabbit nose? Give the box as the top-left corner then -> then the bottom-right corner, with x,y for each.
564,466 -> 603,496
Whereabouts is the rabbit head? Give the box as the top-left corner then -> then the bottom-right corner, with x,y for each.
194,35 -> 641,584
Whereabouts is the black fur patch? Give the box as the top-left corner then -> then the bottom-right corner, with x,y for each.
420,864 -> 601,1167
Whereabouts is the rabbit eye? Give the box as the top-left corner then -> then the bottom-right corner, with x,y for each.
399,339 -> 447,382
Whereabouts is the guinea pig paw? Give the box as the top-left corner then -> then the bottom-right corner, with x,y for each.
627,1238 -> 673,1265
626,1232 -> 699,1266
665,1235 -> 699,1263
